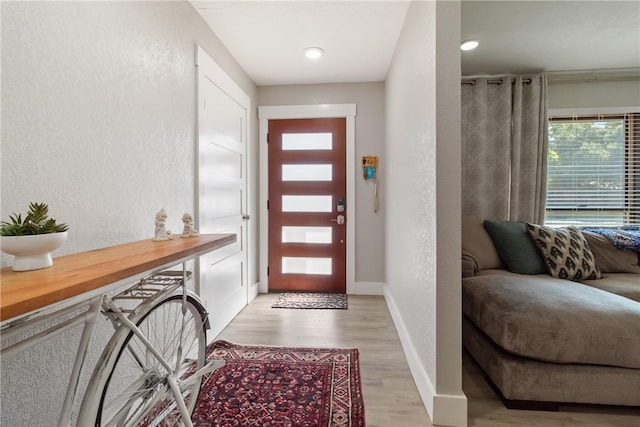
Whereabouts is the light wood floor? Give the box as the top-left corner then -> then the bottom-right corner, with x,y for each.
214,294 -> 640,427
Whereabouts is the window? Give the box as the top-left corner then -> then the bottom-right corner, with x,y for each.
545,113 -> 639,226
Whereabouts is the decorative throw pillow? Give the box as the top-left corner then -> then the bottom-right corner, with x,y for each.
525,223 -> 602,281
483,220 -> 547,275
582,231 -> 640,274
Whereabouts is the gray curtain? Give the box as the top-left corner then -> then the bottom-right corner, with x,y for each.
461,74 -> 548,223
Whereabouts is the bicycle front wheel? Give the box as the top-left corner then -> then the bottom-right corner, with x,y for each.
81,295 -> 207,427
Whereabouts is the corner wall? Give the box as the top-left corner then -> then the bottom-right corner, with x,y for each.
384,1 -> 467,426
0,2 -> 257,425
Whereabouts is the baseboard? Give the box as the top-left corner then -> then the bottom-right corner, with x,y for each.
433,393 -> 468,427
350,281 -> 385,295
383,288 -> 436,417
248,281 -> 259,302
384,288 -> 468,427
255,281 -> 385,296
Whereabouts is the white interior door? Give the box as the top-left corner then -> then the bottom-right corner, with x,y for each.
196,46 -> 249,341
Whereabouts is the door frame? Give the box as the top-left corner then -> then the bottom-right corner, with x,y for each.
258,104 -> 356,294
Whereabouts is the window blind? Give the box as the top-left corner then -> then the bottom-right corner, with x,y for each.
545,113 -> 640,227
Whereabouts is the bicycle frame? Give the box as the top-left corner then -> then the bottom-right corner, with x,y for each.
95,271 -> 201,427
2,293 -> 105,427
1,263 -> 210,427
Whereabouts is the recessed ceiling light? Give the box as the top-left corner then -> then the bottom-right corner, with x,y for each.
304,47 -> 324,59
460,40 -> 479,51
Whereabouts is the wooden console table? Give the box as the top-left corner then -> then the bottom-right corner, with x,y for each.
1,233 -> 236,426
1,233 -> 236,323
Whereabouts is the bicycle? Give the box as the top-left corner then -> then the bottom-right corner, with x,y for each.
77,269 -> 224,427
0,234 -> 234,427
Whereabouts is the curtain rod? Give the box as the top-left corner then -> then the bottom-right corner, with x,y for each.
461,78 -> 532,86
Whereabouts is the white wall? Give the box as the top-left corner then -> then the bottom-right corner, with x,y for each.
0,2 -> 257,425
385,1 -> 466,426
258,83 -> 385,285
548,79 -> 640,110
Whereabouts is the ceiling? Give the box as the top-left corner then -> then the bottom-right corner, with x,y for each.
191,1 -> 640,86
191,1 -> 411,86
461,1 -> 640,76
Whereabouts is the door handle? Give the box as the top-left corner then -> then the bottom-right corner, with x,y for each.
331,215 -> 345,225
242,214 -> 250,221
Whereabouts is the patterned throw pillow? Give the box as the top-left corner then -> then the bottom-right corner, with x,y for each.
525,224 -> 602,281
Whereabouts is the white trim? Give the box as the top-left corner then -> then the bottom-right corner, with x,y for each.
384,287 -> 468,427
248,281 -> 259,303
196,46 -> 250,107
345,115 -> 355,294
259,117 -> 269,293
352,281 -> 385,296
259,104 -> 356,120
433,393 -> 468,427
384,287 -> 435,416
258,104 -> 357,294
255,281 -> 384,296
549,107 -> 640,116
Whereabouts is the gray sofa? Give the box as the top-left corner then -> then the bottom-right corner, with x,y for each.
462,216 -> 640,409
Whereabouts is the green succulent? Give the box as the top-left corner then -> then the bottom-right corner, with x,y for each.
0,202 -> 69,236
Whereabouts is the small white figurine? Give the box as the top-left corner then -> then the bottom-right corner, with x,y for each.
153,209 -> 173,241
181,213 -> 199,238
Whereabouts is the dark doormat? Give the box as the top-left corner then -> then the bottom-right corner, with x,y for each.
271,292 -> 348,309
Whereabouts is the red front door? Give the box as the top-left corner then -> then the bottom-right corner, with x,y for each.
268,118 -> 347,293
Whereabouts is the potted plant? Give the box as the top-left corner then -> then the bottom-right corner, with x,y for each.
1,202 -> 69,271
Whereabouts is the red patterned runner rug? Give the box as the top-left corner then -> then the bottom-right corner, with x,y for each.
192,340 -> 365,427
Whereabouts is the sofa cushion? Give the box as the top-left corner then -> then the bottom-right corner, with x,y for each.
578,273 -> 640,303
462,215 -> 505,276
526,224 -> 602,281
463,316 -> 640,406
483,220 -> 547,275
462,273 -> 640,368
583,231 -> 640,274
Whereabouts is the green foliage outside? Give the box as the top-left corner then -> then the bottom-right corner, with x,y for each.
547,119 -> 624,209
0,202 -> 69,236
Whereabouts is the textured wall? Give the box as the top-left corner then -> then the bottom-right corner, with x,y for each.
258,82 -> 386,283
0,2 -> 256,425
386,0 -> 438,387
385,1 -> 465,425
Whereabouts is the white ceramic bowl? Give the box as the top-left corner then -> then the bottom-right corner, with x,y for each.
1,231 -> 68,271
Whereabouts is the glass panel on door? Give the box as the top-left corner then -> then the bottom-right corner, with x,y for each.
282,133 -> 332,150
282,257 -> 332,275
282,164 -> 333,181
282,195 -> 332,212
282,226 -> 332,244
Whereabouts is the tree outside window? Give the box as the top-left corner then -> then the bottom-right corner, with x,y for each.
546,114 -> 638,227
